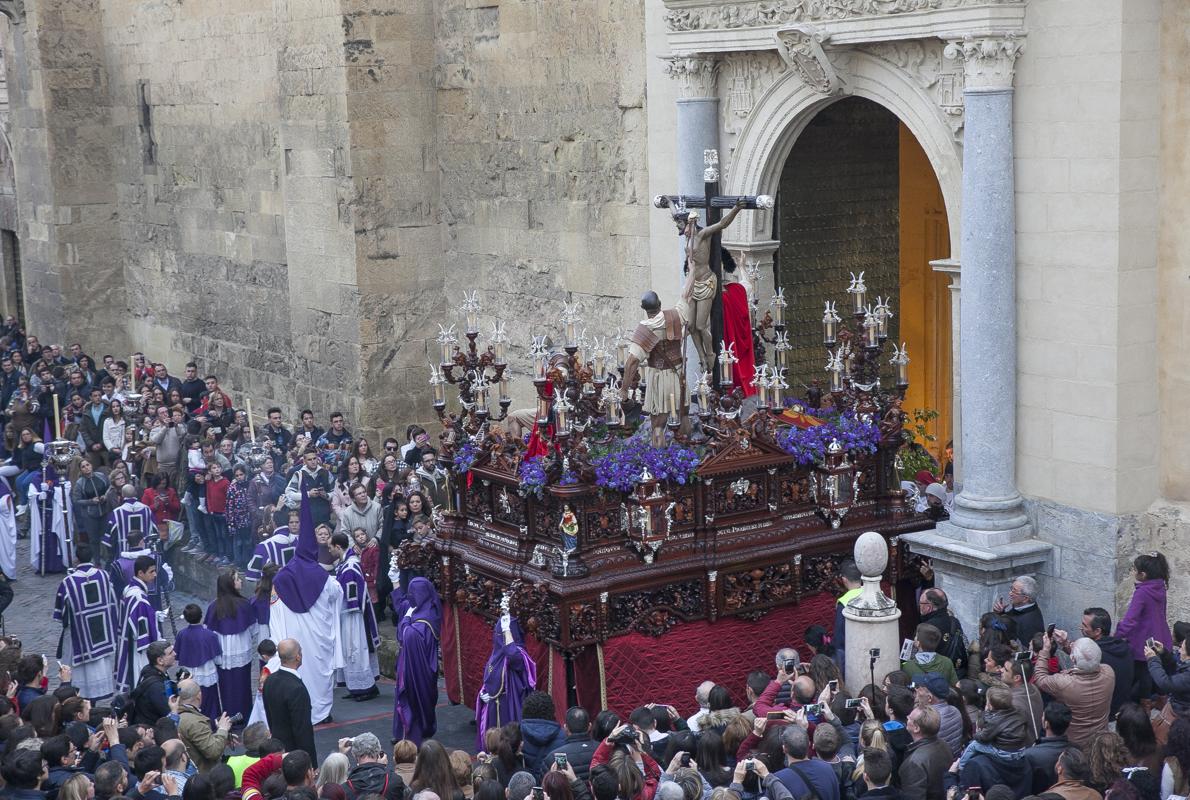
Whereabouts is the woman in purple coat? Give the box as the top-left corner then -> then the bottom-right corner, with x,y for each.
391,574 -> 441,745
475,610 -> 537,750
1116,551 -> 1173,700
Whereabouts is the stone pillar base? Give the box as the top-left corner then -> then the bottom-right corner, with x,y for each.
934,516 -> 1032,549
898,529 -> 1051,633
842,605 -> 903,689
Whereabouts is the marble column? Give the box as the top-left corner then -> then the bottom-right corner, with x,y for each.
901,35 -> 1050,631
664,55 -> 721,387
940,36 -> 1029,548
664,55 -> 722,196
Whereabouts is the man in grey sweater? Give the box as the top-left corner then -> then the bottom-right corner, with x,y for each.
337,482 -> 383,539
149,407 -> 188,482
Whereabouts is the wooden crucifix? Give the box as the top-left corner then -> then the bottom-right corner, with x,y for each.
653,149 -> 773,389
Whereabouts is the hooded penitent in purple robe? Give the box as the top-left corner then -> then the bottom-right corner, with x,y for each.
30,467 -> 68,575
268,487 -> 343,724
174,622 -> 223,720
475,615 -> 537,751
391,577 -> 441,744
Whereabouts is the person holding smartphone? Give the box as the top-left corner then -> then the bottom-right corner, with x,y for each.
1033,629 -> 1115,747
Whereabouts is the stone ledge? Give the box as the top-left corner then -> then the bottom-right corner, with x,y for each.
898,529 -> 1052,574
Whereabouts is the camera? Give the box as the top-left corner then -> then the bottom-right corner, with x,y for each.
554,753 -> 567,768
1147,637 -> 1157,649
803,703 -> 823,716
744,759 -> 756,773
869,648 -> 881,659
1046,623 -> 1056,639
610,727 -> 639,746
783,659 -> 797,673
680,753 -> 691,768
1012,650 -> 1032,662
532,789 -> 545,800
845,698 -> 863,709
828,680 -> 838,693
228,712 -> 244,725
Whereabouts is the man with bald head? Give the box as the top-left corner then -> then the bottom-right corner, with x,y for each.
176,679 -> 232,772
755,660 -> 817,718
262,639 -> 317,761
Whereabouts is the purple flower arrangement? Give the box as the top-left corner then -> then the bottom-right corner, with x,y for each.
454,439 -> 479,473
518,456 -> 548,497
593,432 -> 701,493
776,411 -> 880,466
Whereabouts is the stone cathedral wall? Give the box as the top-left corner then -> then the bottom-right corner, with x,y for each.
3,0 -> 653,439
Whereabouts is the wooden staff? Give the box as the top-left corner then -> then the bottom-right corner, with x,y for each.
246,397 -> 256,440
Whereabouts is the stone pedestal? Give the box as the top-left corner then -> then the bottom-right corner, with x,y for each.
895,530 -> 1050,633
843,532 -> 903,687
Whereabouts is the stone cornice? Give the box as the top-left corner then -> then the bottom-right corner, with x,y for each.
943,33 -> 1025,90
663,0 -> 1026,55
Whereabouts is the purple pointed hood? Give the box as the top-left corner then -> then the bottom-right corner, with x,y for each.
272,484 -> 329,613
408,577 -> 442,629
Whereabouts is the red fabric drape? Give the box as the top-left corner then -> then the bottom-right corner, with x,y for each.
443,591 -> 837,718
722,283 -> 757,397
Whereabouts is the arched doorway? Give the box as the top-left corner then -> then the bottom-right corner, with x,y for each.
775,96 -> 951,462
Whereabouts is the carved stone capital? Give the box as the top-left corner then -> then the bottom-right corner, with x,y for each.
944,34 -> 1025,91
775,25 -> 840,95
0,0 -> 24,23
662,55 -> 721,99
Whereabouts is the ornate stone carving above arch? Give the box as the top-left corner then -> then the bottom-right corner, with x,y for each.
722,50 -> 963,257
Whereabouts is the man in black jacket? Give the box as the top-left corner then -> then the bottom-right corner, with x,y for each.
1023,703 -> 1071,794
262,639 -> 316,762
917,589 -> 968,675
1080,607 -> 1134,714
130,642 -> 176,726
898,706 -> 950,800
343,733 -> 406,800
552,707 -> 597,781
992,575 -> 1045,646
860,748 -> 902,800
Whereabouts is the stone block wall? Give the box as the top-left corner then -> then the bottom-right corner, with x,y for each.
433,0 -> 652,411
1014,0 -> 1161,518
2,0 -> 654,442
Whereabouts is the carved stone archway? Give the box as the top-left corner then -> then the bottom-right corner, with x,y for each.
724,49 -> 963,258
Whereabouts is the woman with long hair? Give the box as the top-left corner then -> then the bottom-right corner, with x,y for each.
694,729 -> 733,788
317,753 -> 350,793
1118,552 -> 1173,700
1117,702 -> 1160,772
374,454 -> 402,498
204,568 -> 258,719
102,400 -> 126,464
1088,730 -> 1132,794
411,739 -> 464,800
406,492 -> 431,525
351,438 -> 379,476
333,457 -> 371,515
591,724 -> 660,800
804,625 -> 837,659
252,562 -> 279,641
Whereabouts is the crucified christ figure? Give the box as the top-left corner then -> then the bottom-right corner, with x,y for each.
673,198 -> 746,372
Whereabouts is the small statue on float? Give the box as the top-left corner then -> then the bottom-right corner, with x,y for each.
559,504 -> 579,553
621,290 -> 686,448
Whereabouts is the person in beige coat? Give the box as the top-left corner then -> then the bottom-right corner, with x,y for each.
1034,635 -> 1115,748
176,679 -> 234,773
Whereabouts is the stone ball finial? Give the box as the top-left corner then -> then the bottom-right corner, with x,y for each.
854,531 -> 888,577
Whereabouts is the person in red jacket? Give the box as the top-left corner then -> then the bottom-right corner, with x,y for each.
205,463 -> 231,565
590,724 -> 661,800
141,474 -> 181,526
